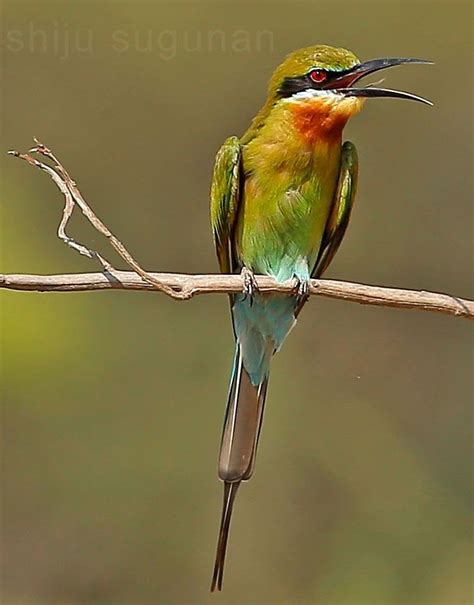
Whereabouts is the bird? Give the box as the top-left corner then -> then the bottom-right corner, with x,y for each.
209,44 -> 431,591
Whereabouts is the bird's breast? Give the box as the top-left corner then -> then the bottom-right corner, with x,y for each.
289,97 -> 356,145
236,98 -> 357,278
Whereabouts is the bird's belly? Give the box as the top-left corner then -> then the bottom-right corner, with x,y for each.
236,177 -> 337,281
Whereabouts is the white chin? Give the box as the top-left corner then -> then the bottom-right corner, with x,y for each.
287,88 -> 345,102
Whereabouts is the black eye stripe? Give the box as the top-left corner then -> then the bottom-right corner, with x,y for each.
277,66 -> 357,98
277,75 -> 314,98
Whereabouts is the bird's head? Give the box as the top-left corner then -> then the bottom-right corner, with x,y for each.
268,44 -> 432,114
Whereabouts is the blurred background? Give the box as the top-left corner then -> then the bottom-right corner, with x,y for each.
1,1 -> 472,604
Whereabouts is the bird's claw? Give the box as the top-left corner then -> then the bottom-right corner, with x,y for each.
241,267 -> 258,304
292,276 -> 310,304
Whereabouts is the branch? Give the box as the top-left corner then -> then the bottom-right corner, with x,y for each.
1,271 -> 473,319
8,139 -> 179,297
4,139 -> 473,320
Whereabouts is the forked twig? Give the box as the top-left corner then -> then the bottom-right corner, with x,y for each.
9,139 -> 181,297
4,139 -> 473,319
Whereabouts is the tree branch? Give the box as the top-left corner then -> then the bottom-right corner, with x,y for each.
8,139 -> 179,297
4,139 -> 473,320
1,271 -> 473,319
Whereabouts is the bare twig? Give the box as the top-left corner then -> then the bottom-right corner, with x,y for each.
8,139 -> 179,297
4,139 -> 473,320
1,271 -> 473,320
9,146 -> 114,269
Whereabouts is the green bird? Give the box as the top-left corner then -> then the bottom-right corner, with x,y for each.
209,44 -> 431,591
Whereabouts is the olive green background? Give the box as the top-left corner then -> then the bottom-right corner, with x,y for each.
1,1 -> 472,604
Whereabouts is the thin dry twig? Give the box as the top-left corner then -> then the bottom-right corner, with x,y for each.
9,144 -> 113,268
8,139 -> 179,297
4,139 -> 473,320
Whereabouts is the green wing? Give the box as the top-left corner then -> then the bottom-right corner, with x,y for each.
313,140 -> 359,278
210,136 -> 242,274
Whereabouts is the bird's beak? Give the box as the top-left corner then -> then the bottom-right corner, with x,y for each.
328,57 -> 433,105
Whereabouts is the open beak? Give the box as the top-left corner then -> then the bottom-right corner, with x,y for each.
328,57 -> 433,105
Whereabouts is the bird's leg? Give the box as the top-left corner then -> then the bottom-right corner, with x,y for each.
292,260 -> 311,306
241,266 -> 259,305
292,275 -> 310,306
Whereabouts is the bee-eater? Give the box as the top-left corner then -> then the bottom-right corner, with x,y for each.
210,44 -> 431,591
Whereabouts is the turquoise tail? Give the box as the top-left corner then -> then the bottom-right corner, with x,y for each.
211,294 -> 296,591
219,292 -> 296,480
233,293 -> 297,384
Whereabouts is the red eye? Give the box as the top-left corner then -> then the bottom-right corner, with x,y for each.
309,69 -> 327,84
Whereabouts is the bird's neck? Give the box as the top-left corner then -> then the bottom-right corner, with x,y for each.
241,94 -> 362,174
286,94 -> 362,145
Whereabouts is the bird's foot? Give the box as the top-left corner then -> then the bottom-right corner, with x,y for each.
241,266 -> 259,304
292,275 -> 310,305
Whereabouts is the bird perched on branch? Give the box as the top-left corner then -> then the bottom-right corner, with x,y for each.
209,44 -> 431,591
